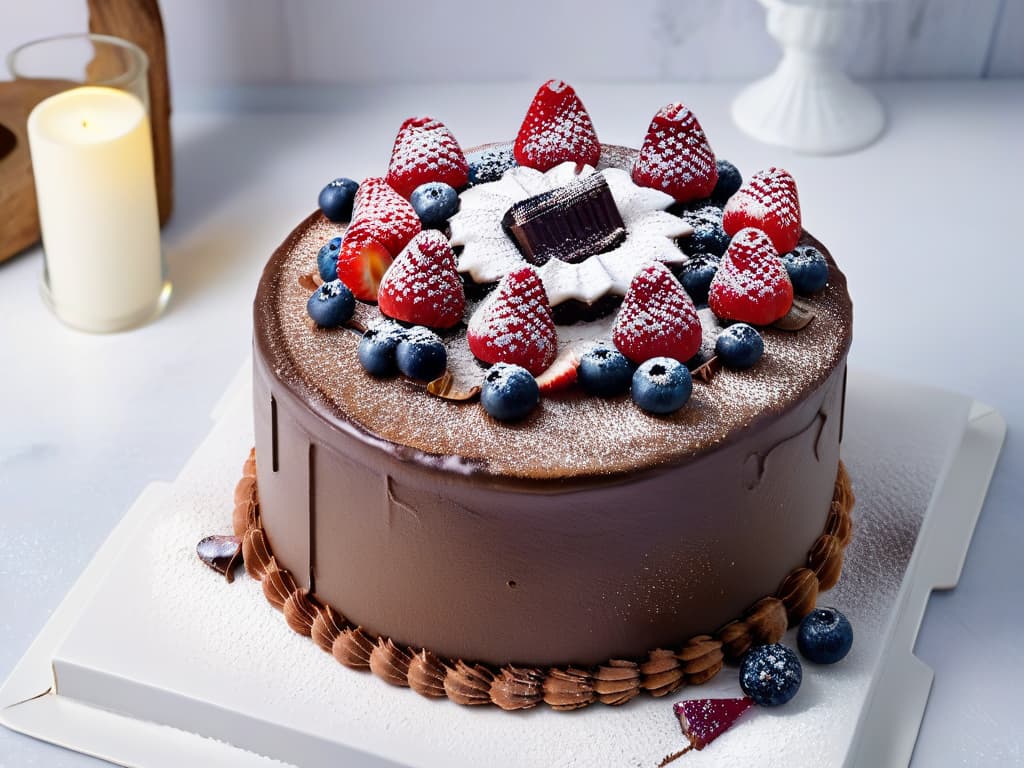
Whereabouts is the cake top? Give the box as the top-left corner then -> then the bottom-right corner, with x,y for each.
254,82 -> 853,482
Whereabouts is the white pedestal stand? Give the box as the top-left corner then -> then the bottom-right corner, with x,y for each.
732,0 -> 886,155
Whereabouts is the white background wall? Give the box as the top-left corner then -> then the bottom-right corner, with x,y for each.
1,0 -> 1022,99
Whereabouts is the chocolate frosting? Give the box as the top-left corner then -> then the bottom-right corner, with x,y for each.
248,144 -> 854,669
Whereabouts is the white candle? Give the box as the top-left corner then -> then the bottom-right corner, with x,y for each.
27,85 -> 165,332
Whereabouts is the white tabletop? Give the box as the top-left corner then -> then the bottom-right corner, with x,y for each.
1,80 -> 1021,767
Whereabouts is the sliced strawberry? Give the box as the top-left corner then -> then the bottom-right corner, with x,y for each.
349,176 -> 422,255
612,263 -> 703,364
722,167 -> 801,254
335,228 -> 393,302
386,116 -> 469,199
513,80 -> 601,172
674,697 -> 754,751
377,230 -> 465,329
631,103 -> 717,203
535,348 -> 581,393
467,266 -> 558,375
708,227 -> 794,325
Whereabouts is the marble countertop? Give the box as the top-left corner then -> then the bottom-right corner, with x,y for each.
1,80 -> 1021,767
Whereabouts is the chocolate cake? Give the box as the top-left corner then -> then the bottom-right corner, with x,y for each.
231,82 -> 855,710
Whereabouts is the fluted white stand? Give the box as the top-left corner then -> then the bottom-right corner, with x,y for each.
733,0 -> 885,154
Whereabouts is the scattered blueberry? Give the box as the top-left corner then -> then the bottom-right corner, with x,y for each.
711,159 -> 743,205
318,177 -> 359,222
410,182 -> 459,228
679,254 -> 720,305
781,245 -> 829,294
481,363 -> 539,421
740,644 -> 802,707
631,357 -> 692,414
306,280 -> 355,328
358,320 -> 407,377
683,205 -> 731,257
715,323 -> 764,369
798,607 -> 853,665
317,236 -> 342,282
466,144 -> 518,186
578,346 -> 635,397
396,326 -> 447,381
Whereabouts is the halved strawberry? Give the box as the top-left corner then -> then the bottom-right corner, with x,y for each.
467,266 -> 558,375
722,168 -> 801,254
335,227 -> 393,302
349,176 -> 422,255
377,230 -> 465,329
612,263 -> 703,364
535,348 -> 581,393
386,116 -> 469,199
632,103 -> 717,203
514,80 -> 601,172
708,227 -> 793,325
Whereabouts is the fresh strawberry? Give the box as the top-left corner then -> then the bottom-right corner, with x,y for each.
708,227 -> 794,325
513,79 -> 601,172
386,116 -> 469,199
631,103 -> 717,203
348,176 -> 422,256
535,348 -> 581,393
377,230 -> 465,329
722,167 -> 801,254
335,227 -> 394,302
612,262 -> 702,365
674,697 -> 754,751
467,266 -> 558,375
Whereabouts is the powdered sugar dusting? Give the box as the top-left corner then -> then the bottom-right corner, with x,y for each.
612,262 -> 702,364
722,167 -> 801,253
258,208 -> 851,479
377,230 -> 465,328
386,116 -> 469,198
345,176 -> 421,255
513,80 -> 601,172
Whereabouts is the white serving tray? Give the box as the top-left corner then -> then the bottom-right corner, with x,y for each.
0,366 -> 1005,768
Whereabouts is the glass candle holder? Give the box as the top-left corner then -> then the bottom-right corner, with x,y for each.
8,33 -> 171,333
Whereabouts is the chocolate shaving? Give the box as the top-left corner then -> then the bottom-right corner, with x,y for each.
690,356 -> 721,384
773,297 -> 816,331
426,370 -> 481,401
196,535 -> 242,582
297,272 -> 320,292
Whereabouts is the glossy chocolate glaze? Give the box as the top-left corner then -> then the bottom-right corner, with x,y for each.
251,146 -> 853,667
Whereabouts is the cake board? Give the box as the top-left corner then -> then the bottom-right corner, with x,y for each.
0,365 -> 1006,768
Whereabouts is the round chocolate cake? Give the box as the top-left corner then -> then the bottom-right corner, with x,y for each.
238,83 -> 855,709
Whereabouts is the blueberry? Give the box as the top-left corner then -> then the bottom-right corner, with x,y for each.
466,145 -> 517,186
410,182 -> 459,228
679,254 -> 720,305
306,280 -> 355,328
781,245 -> 829,294
481,363 -> 539,421
798,607 -> 853,665
578,346 -> 634,397
317,236 -> 342,282
318,177 -> 359,222
358,320 -> 407,377
715,323 -> 764,369
631,357 -> 692,414
396,326 -> 447,381
683,205 -> 731,257
740,643 -> 802,707
711,159 -> 743,204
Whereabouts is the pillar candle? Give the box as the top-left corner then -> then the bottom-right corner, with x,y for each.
27,85 -> 163,332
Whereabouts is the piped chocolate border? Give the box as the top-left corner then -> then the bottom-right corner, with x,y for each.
231,449 -> 854,710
